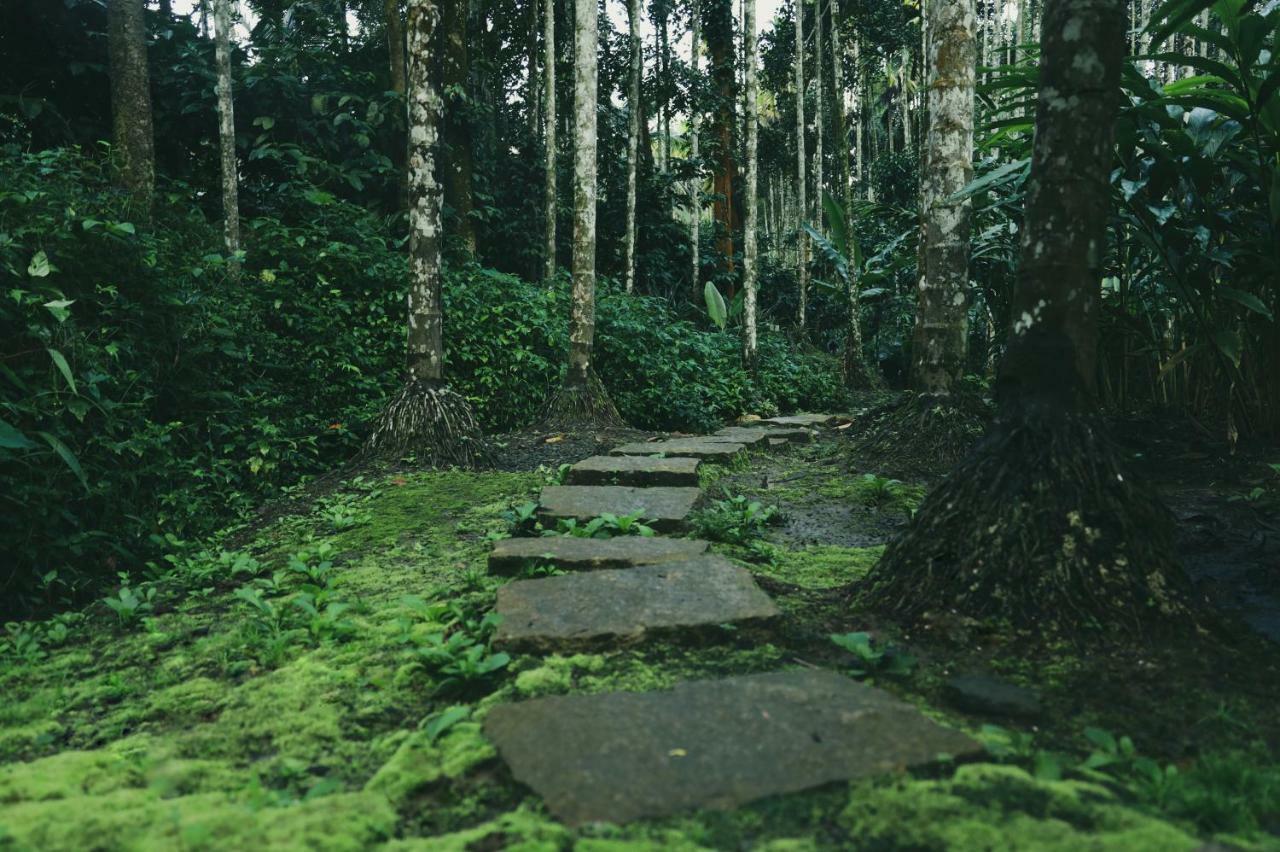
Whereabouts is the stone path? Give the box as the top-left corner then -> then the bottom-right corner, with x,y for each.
482,415 -> 980,824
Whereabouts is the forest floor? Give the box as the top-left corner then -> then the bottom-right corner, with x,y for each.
1,414 -> 1279,850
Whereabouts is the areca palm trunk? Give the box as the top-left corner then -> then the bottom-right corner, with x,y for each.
794,0 -> 809,331
365,0 -> 489,466
625,0 -> 642,294
742,0 -> 759,369
543,0 -> 557,280
214,0 -> 240,274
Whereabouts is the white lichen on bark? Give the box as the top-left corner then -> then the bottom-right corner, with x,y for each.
794,0 -> 809,331
214,0 -> 240,269
689,0 -> 702,299
543,0 -> 557,280
911,0 -> 976,394
406,0 -> 445,382
742,0 -> 759,368
624,0 -> 641,294
568,0 -> 598,387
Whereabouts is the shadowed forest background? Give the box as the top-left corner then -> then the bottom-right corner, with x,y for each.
1,0 -> 1280,846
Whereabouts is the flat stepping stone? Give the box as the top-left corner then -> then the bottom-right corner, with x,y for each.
488,536 -> 709,574
565,455 -> 701,487
610,439 -> 745,460
492,556 -> 778,650
713,426 -> 813,445
762,413 -> 839,427
484,668 -> 983,825
538,485 -> 701,533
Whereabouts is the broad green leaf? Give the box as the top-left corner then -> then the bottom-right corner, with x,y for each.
47,348 -> 77,394
1212,328 -> 1242,367
1218,286 -> 1273,320
42,299 -> 74,323
704,281 -> 727,331
0,418 -> 35,450
27,251 -> 51,278
424,706 -> 470,743
36,431 -> 88,491
947,158 -> 1030,204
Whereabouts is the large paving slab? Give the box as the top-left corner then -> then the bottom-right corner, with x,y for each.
537,485 -> 702,533
762,413 -> 839,427
492,556 -> 778,650
484,668 -> 983,825
610,439 -> 745,460
488,536 -> 709,574
565,455 -> 701,487
713,426 -> 814,445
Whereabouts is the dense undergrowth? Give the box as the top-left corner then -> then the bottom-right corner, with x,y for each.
1,447 -> 1277,850
0,146 -> 843,616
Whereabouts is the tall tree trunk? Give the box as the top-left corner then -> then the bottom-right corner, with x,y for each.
527,0 -> 541,138
862,0 -> 1199,637
706,0 -> 738,285
742,0 -> 759,369
794,0 -> 809,329
107,0 -> 155,220
385,0 -> 408,96
854,37 -> 864,198
543,0 -> 557,280
659,6 -> 672,176
365,0 -> 488,466
441,0 -> 477,253
911,0 -> 976,394
832,0 -> 872,387
214,0 -> 240,274
689,0 -> 702,300
625,0 -> 642,293
813,0 -> 824,229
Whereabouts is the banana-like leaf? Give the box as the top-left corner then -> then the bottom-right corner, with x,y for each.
703,281 -> 727,330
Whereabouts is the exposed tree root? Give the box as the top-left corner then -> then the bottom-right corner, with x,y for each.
858,409 -> 1209,639
362,379 -> 491,468
538,368 -> 625,431
851,391 -> 992,473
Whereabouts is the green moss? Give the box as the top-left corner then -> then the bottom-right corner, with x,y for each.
839,764 -> 1200,851
1,787 -> 397,850
382,806 -> 569,851
513,654 -> 608,697
146,677 -> 226,723
758,545 -> 884,589
364,721 -> 495,806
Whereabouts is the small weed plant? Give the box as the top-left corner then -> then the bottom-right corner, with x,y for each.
829,631 -> 916,678
693,492 -> 779,545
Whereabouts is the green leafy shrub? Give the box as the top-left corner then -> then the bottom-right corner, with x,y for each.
692,493 -> 780,545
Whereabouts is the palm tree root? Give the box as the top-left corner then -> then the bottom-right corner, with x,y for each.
538,368 -> 625,431
858,408 -> 1207,640
851,391 -> 991,473
363,379 -> 491,468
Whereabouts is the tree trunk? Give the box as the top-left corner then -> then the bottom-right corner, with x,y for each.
569,0 -> 599,389
543,0 -> 557,280
440,0 -> 477,253
706,0 -> 738,284
742,0 -> 759,369
527,0 -> 541,138
813,0 -> 824,230
910,0 -> 976,394
365,0 -> 489,467
107,0 -> 155,219
861,0 -> 1200,638
386,0 -> 408,95
794,0 -> 809,329
625,0 -> 642,293
214,0 -> 240,274
689,0 -> 702,300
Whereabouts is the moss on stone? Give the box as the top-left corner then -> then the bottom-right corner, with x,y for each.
513,654 -> 608,697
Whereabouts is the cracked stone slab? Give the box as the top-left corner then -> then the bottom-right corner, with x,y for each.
610,439 -> 745,460
488,536 -> 709,574
537,485 -> 702,533
484,668 -> 983,825
713,426 -> 814,445
762,413 -> 839,427
492,556 -> 778,651
565,455 -> 701,487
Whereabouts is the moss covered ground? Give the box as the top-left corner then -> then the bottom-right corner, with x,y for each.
2,440 -> 1279,850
